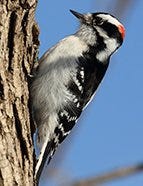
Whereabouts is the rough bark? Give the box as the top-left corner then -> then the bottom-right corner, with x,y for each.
0,0 -> 39,185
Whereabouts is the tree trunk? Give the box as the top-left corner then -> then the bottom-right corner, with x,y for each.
0,0 -> 39,185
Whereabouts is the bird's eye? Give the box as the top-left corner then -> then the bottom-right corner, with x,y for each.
94,17 -> 103,25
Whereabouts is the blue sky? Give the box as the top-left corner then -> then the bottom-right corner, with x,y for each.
36,1 -> 143,185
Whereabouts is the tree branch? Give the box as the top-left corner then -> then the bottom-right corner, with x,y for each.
72,163 -> 143,186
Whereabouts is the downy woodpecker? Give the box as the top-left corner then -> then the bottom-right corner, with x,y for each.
30,10 -> 125,181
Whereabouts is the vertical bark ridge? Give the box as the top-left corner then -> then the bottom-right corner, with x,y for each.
0,1 -> 39,185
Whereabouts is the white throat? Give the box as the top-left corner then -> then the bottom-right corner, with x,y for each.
76,24 -> 97,46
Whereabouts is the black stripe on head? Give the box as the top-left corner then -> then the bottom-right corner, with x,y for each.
91,13 -> 123,45
94,30 -> 107,51
100,21 -> 123,44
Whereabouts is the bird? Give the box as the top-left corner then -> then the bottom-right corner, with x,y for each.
30,9 -> 125,181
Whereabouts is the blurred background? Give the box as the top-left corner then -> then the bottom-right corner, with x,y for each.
36,0 -> 143,185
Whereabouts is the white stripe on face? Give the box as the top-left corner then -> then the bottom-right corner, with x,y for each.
97,14 -> 122,27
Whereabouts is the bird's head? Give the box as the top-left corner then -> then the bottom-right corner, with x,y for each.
70,10 -> 125,60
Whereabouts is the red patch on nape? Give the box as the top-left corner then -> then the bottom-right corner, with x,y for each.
118,24 -> 125,39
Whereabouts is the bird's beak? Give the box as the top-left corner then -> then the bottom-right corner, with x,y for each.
70,10 -> 92,25
70,10 -> 85,21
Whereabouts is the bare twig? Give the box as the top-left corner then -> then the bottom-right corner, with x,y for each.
72,163 -> 143,186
